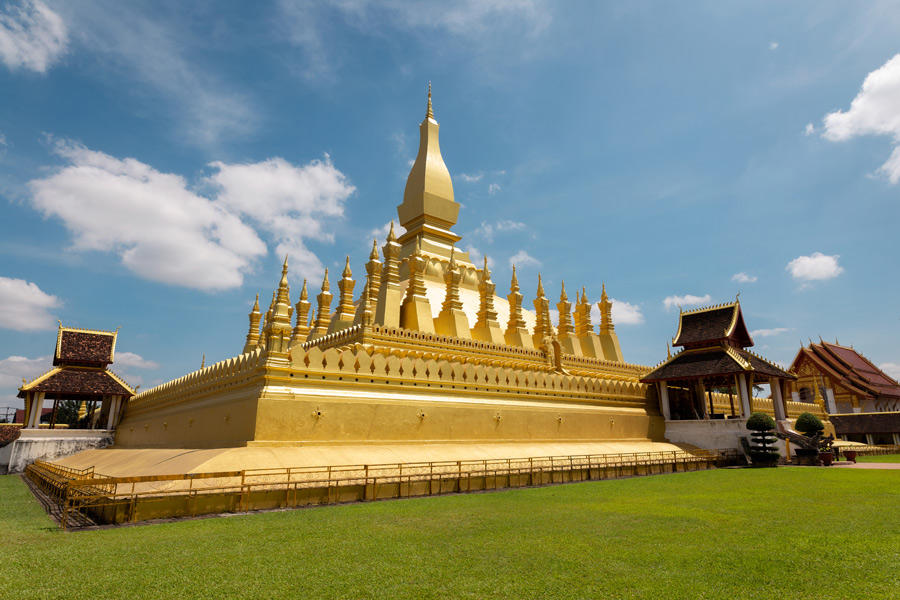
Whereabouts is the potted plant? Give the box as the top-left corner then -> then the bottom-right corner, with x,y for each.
746,412 -> 779,467
794,412 -> 834,466
843,449 -> 858,463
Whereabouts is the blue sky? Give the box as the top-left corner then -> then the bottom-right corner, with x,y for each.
2,1 -> 900,412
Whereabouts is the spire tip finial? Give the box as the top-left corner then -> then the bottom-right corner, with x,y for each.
426,82 -> 434,119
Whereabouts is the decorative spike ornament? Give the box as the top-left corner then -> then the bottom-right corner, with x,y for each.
329,256 -> 356,334
505,265 -> 533,349
262,256 -> 295,355
309,269 -> 333,340
435,247 -> 471,339
532,274 -> 552,346
473,255 -> 504,344
374,221 -> 403,328
242,293 -> 262,354
354,239 -> 383,326
556,281 -> 581,356
400,235 -> 435,333
290,279 -> 311,347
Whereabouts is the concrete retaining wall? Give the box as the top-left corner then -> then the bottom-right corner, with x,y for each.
1,430 -> 114,474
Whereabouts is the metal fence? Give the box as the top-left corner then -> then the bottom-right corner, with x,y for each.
25,449 -> 739,530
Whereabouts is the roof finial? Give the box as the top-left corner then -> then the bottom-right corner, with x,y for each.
536,273 -> 545,297
483,254 -> 490,279
370,239 -> 379,260
511,264 -> 519,291
449,246 -> 456,268
387,220 -> 397,242
280,254 -> 289,287
343,255 -> 352,278
201,354 -> 205,369
426,81 -> 433,119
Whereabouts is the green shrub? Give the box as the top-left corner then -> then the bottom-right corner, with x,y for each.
795,412 -> 824,436
746,412 -> 775,431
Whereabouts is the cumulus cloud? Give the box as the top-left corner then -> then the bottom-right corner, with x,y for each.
0,277 -> 60,331
804,123 -> 815,136
114,352 -> 159,370
663,294 -> 711,311
750,327 -> 790,338
584,298 -> 643,325
0,0 -> 67,73
880,362 -> 900,382
509,250 -> 541,269
0,354 -> 52,387
731,272 -> 758,283
822,53 -> 900,182
488,183 -> 501,194
769,41 -> 779,50
29,139 -> 354,290
470,220 -> 527,242
208,154 -> 355,279
786,252 -> 844,282
458,172 -> 483,182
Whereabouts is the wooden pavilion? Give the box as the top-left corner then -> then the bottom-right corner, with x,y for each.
641,299 -> 795,421
18,324 -> 134,430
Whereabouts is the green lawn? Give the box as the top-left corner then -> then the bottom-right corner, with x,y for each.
856,453 -> 900,463
2,468 -> 898,600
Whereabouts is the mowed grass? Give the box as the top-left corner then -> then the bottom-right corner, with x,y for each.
856,453 -> 900,463
2,468 -> 899,600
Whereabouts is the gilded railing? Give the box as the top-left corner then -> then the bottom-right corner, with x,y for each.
28,449 -> 738,530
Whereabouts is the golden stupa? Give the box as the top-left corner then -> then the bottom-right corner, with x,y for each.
60,88 -> 673,476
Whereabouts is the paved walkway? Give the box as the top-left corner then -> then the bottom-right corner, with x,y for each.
831,461 -> 900,469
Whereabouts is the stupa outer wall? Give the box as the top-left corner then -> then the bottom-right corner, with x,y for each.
116,333 -> 666,449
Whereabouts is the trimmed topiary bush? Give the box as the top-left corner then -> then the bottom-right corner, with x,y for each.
795,412 -> 824,436
746,412 -> 776,431
746,412 -> 779,466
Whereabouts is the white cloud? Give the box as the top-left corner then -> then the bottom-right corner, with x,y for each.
750,328 -> 789,338
769,41 -> 779,51
663,294 -> 711,311
585,298 -> 643,325
496,220 -> 525,231
731,272 -> 758,283
0,277 -> 60,331
458,172 -> 483,182
488,183 -> 501,194
804,123 -> 815,136
822,53 -> 900,182
786,252 -> 844,281
0,354 -> 52,387
0,0 -> 67,73
610,299 -> 644,325
208,154 -> 356,280
29,139 -> 354,290
29,139 -> 266,291
114,352 -> 159,370
879,362 -> 900,382
509,250 -> 541,269
470,219 -> 527,242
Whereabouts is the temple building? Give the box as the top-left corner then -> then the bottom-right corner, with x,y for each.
48,88 -> 679,477
788,340 -> 900,414
2,324 -> 134,473
18,323 -> 134,430
789,340 -> 900,445
640,300 -> 804,450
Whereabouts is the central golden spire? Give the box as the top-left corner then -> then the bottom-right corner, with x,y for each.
397,84 -> 467,264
